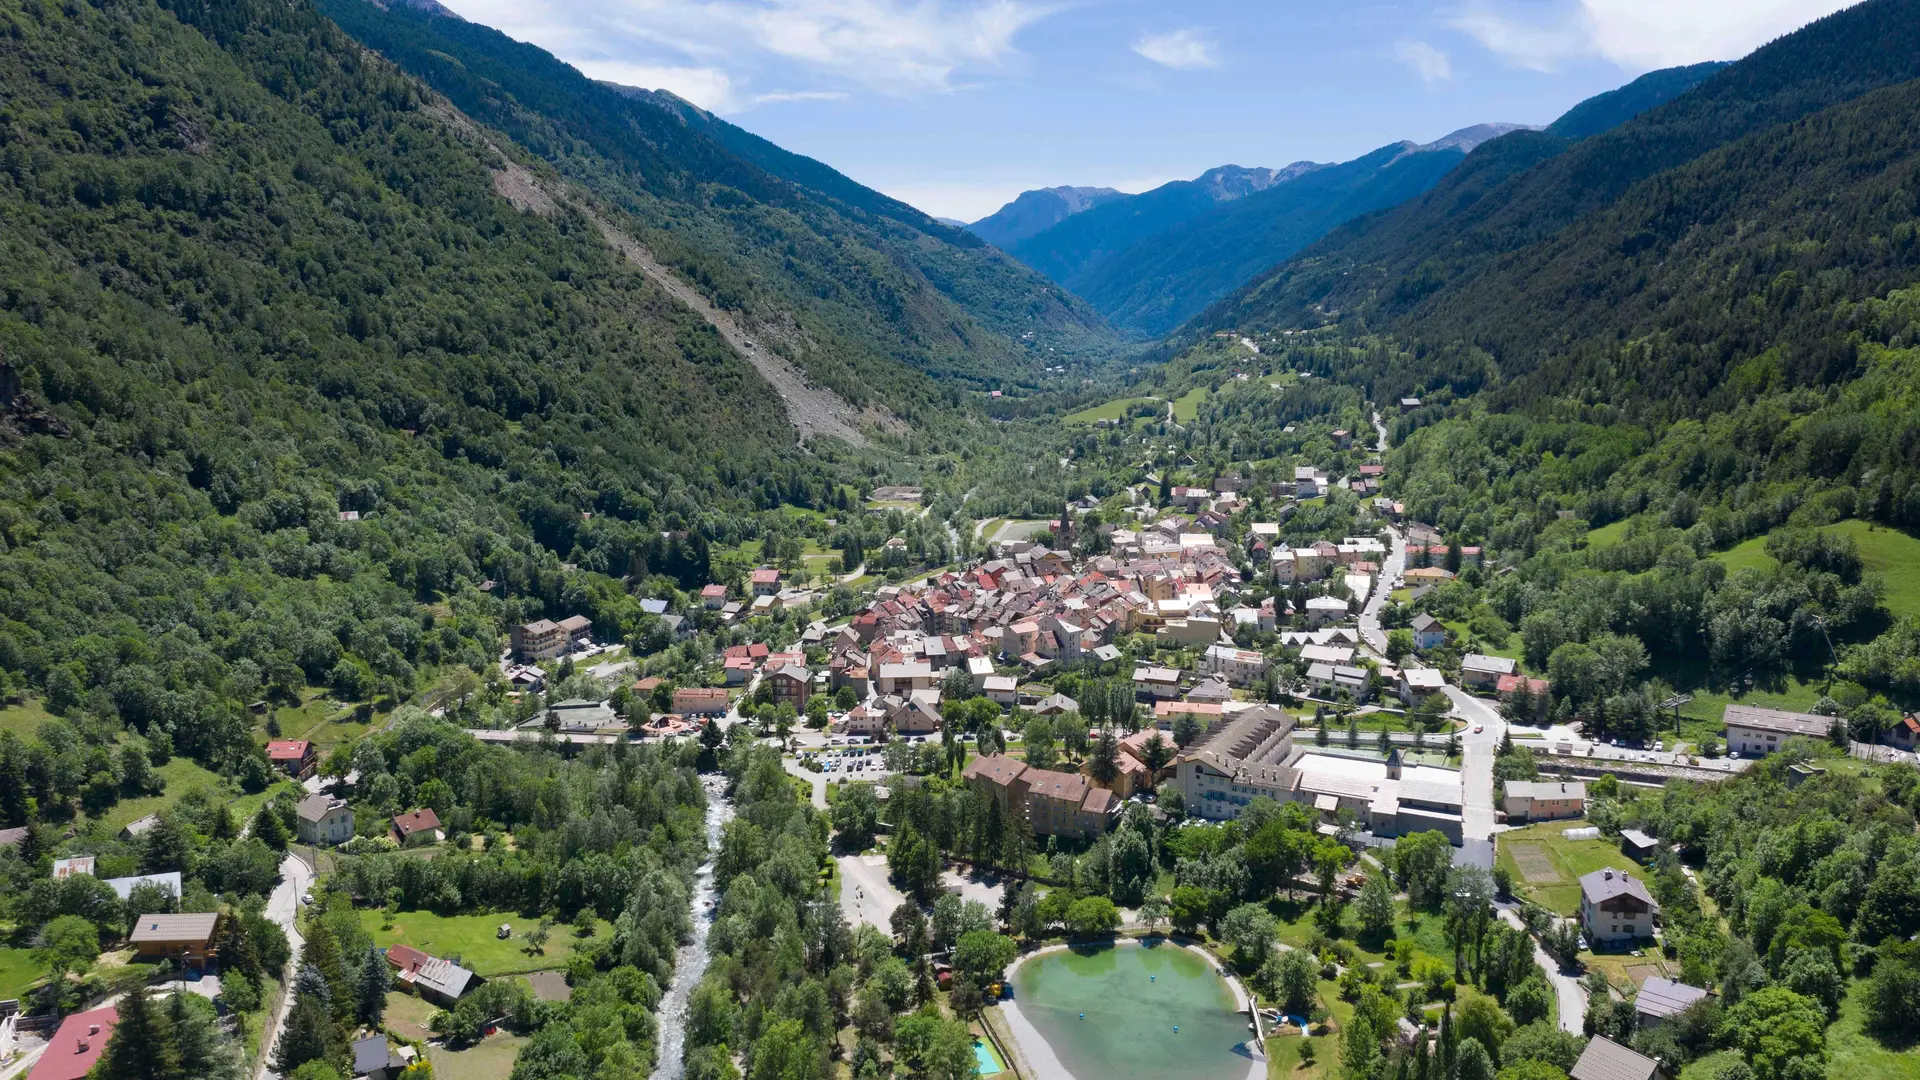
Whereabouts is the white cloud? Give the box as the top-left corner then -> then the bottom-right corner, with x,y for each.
1394,40 -> 1453,85
441,0 -> 1050,112
571,59 -> 745,111
1132,28 -> 1219,70
1449,0 -> 1855,73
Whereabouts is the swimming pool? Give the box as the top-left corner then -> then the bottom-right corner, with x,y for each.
972,1037 -> 1004,1075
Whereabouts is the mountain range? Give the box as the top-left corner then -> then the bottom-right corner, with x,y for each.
971,57 -> 1731,342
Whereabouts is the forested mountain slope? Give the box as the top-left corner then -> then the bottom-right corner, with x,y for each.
1199,0 -> 1920,336
0,0 -> 886,764
1061,137 -> 1491,338
314,0 -> 1121,397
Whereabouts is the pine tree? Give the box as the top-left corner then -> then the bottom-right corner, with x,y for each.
93,989 -> 181,1080
168,989 -> 241,1080
357,948 -> 390,1028
252,802 -> 288,851
274,987 -> 340,1077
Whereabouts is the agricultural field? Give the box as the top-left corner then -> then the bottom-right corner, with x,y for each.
1171,385 -> 1210,422
1062,396 -> 1158,425
1495,818 -> 1645,915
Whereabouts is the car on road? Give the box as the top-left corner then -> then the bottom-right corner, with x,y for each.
1473,724 -> 1484,733
300,891 -> 313,905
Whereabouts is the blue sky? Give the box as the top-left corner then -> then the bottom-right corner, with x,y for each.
436,0 -> 1854,222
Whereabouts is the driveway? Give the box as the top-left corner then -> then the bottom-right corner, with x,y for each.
1497,907 -> 1586,1032
839,854 -> 905,928
254,852 -> 316,1080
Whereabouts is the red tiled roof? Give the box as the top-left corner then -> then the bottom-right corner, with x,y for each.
392,809 -> 440,838
386,943 -> 430,974
266,740 -> 311,761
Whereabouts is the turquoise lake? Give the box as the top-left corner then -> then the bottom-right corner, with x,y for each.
1009,941 -> 1260,1080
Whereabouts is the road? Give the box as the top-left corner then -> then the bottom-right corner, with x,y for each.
253,852 -> 316,1080
1498,907 -> 1587,1032
1358,524 -> 1405,655
1445,688 -> 1505,842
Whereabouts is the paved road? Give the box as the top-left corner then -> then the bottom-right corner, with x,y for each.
1498,907 -> 1587,1032
1359,524 -> 1405,655
254,852 -> 316,1080
838,854 -> 904,928
1445,688 -> 1505,842
781,756 -> 829,809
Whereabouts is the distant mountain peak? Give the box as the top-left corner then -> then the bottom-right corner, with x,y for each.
1412,122 -> 1535,154
967,185 -> 1130,249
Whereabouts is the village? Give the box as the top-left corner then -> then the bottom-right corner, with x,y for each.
4,440 -> 1915,1080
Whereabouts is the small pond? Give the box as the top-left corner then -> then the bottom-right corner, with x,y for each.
1008,940 -> 1260,1080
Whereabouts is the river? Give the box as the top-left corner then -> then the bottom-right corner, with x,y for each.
650,774 -> 735,1080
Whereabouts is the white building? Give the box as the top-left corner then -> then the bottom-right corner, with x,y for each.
1201,644 -> 1269,687
1723,704 -> 1831,756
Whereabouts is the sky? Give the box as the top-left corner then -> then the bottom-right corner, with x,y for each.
433,0 -> 1859,223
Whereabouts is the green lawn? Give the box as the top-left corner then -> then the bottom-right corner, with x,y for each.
1267,897 -> 1453,975
1585,520 -> 1631,550
1440,620 -> 1526,665
1825,980 -> 1918,1080
0,945 -> 41,1001
1496,818 -> 1644,915
95,758 -> 297,834
429,1033 -> 527,1080
385,988 -> 440,1036
360,909 -> 607,978
1171,386 -> 1209,423
1266,1030 -> 1334,1080
0,697 -> 56,739
1714,519 -> 1920,619
1062,396 -> 1156,425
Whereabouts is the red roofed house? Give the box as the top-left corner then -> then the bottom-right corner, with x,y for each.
391,809 -> 441,846
674,687 -> 730,717
29,1004 -> 118,1080
700,584 -> 729,609
751,568 -> 781,596
266,739 -> 317,780
1885,713 -> 1920,752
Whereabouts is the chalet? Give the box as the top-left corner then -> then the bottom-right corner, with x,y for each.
296,795 -> 355,846
129,912 -> 220,967
1570,1037 -> 1658,1080
1579,868 -> 1657,946
510,615 -> 591,661
1033,693 -> 1078,717
385,944 -> 478,1007
1409,613 -> 1448,652
119,814 -> 161,841
391,809 -> 441,846
1886,713 -> 1920,751
700,583 -> 729,609
1502,781 -> 1585,822
751,568 -> 781,596
266,739 -> 317,780
1402,566 -> 1455,585
1722,704 -> 1831,756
